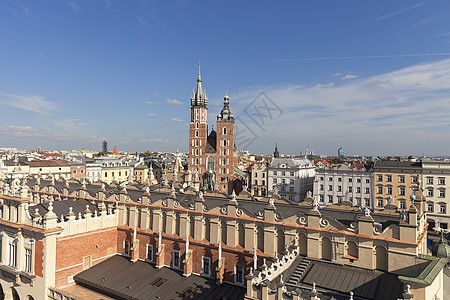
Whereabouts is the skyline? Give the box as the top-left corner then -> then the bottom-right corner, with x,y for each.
1,1 -> 450,156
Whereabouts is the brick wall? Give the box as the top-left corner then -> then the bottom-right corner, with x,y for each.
55,228 -> 118,287
35,240 -> 44,277
118,228 -> 253,285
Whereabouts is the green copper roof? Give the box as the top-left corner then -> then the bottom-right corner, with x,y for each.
398,257 -> 447,286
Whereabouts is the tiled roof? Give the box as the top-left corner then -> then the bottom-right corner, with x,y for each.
22,159 -> 70,167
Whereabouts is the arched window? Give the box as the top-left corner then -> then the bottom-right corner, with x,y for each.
195,149 -> 199,155
238,224 -> 245,247
195,158 -> 199,165
195,140 -> 199,146
195,131 -> 199,137
196,122 -> 199,129
321,237 -> 332,261
223,149 -> 226,155
347,241 -> 358,259
223,127 -> 227,135
223,168 -> 226,174
375,246 -> 388,271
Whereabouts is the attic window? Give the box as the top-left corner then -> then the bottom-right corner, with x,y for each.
150,277 -> 167,287
180,287 -> 198,298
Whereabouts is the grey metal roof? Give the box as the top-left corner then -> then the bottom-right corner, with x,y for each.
74,254 -> 245,300
285,258 -> 404,300
271,158 -> 312,168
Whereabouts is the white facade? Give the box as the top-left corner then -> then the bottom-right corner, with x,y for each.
313,165 -> 373,208
85,163 -> 102,183
268,158 -> 315,203
422,160 -> 450,230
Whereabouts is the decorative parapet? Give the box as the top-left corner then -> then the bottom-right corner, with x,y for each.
252,243 -> 299,286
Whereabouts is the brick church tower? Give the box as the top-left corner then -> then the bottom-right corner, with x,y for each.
188,65 -> 239,193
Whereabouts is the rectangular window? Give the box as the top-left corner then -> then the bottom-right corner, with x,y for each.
337,186 -> 342,192
173,250 -> 180,268
262,173 -> 265,178
289,187 -> 294,192
338,177 -> 342,182
25,247 -> 32,273
123,241 -> 130,256
119,171 -> 122,177
386,175 -> 392,182
412,176 -> 418,183
365,198 -> 370,207
8,239 -> 17,268
377,175 -> 383,181
439,190 -> 446,198
427,189 -> 434,197
290,172 -> 294,176
357,178 -> 361,183
337,196 -> 342,203
427,177 -> 434,185
104,172 -> 107,177
202,257 -> 211,276
428,203 -> 434,213
440,204 -> 446,214
399,176 -> 405,183
320,184 -> 323,191
281,171 -> 285,176
320,176 -> 324,181
83,255 -> 92,270
328,195 -> 333,203
400,200 -> 406,209
377,198 -> 383,207
328,177 -> 333,181
438,178 -> 445,185
273,171 -> 277,176
365,179 -> 370,184
147,244 -> 153,262
365,187 -> 370,194
348,186 -> 353,193
399,187 -> 405,196
386,187 -> 392,195
281,179 -> 285,184
235,266 -> 244,284
319,195 -> 324,202
328,185 -> 332,191
377,186 -> 383,194
349,178 -> 353,183
112,172 -> 115,177
356,187 -> 361,193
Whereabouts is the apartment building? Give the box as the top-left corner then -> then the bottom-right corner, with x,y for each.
422,160 -> 450,230
314,163 -> 373,208
373,160 -> 422,211
249,160 -> 268,197
268,157 -> 315,202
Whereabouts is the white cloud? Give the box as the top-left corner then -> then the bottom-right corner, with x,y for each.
138,138 -> 169,143
376,2 -> 427,21
0,125 -> 69,140
0,93 -> 57,114
166,97 -> 183,105
152,92 -> 159,97
67,0 -> 82,13
167,118 -> 184,122
231,58 -> 450,155
148,113 -> 158,117
145,101 -> 154,104
341,74 -> 358,80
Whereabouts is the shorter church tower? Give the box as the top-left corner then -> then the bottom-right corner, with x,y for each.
216,92 -> 238,192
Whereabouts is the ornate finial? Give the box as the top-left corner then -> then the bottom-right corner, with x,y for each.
311,196 -> 320,211
363,206 -> 371,217
312,282 -> 317,294
48,201 -> 54,213
350,291 -> 354,300
405,284 -> 411,295
231,189 -> 237,201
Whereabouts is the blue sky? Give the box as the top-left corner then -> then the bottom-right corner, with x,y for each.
1,1 -> 450,156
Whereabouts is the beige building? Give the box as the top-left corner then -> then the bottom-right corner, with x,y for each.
373,160 -> 422,211
249,160 -> 268,197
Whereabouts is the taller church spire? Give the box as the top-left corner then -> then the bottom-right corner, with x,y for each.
191,63 -> 208,107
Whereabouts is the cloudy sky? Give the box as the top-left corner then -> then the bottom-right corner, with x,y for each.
1,1 -> 450,156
